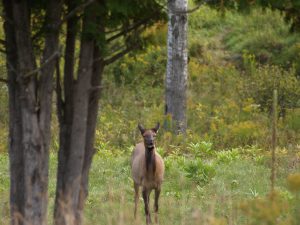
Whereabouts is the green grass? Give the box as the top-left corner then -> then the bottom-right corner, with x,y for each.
1,148 -> 299,225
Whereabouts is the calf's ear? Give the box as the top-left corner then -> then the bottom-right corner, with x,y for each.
152,122 -> 160,133
138,123 -> 145,135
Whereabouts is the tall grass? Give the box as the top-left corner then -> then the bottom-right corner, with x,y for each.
1,147 -> 300,225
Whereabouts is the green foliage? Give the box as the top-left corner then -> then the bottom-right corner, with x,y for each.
285,110 -> 300,133
0,153 -> 9,223
223,8 -> 300,72
187,141 -> 214,157
216,148 -> 240,163
287,173 -> 300,193
189,5 -> 225,36
240,192 -> 293,225
226,121 -> 267,146
185,6 -> 300,148
205,0 -> 300,32
183,158 -> 216,185
243,62 -> 300,114
112,45 -> 166,87
0,84 -> 8,153
103,0 -> 166,56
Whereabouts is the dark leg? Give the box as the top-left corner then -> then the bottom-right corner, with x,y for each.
142,187 -> 152,224
134,183 -> 139,219
154,188 -> 161,224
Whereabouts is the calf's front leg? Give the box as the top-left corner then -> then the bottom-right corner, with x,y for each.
142,187 -> 152,224
154,187 -> 161,224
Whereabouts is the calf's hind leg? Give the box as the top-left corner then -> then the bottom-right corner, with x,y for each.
134,182 -> 139,219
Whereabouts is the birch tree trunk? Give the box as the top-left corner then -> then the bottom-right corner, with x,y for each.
165,0 -> 188,134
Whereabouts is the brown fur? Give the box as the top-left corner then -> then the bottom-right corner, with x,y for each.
131,123 -> 164,224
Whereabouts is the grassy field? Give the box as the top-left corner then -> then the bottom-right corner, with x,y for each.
1,145 -> 299,225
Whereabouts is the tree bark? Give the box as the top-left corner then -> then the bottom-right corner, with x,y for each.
64,37 -> 94,225
12,2 -> 44,224
54,4 -> 96,225
165,0 -> 188,134
76,46 -> 104,225
76,2 -> 106,221
54,1 -> 77,223
39,0 -> 63,221
3,1 -> 24,224
3,1 -> 62,224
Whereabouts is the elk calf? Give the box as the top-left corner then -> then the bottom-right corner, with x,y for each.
131,123 -> 164,224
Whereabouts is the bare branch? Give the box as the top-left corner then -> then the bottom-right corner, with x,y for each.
0,48 -> 6,54
58,0 -> 96,28
105,26 -> 123,34
103,45 -> 139,65
0,78 -> 8,84
106,16 -> 153,43
24,49 -> 61,78
157,0 -> 211,14
0,39 -> 5,46
89,85 -> 107,92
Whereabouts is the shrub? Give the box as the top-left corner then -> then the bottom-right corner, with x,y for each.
240,192 -> 292,225
244,63 -> 300,116
187,141 -> 214,157
227,121 -> 266,146
285,110 -> 300,133
110,43 -> 166,87
216,148 -> 240,164
183,158 -> 216,186
224,8 -> 300,73
287,173 -> 300,193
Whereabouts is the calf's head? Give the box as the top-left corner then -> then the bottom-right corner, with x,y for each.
138,123 -> 160,150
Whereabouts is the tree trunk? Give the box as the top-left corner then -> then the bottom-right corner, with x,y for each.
76,3 -> 106,221
38,0 -> 62,220
3,1 -> 24,224
76,47 -> 104,225
64,37 -> 94,225
12,2 -> 44,224
54,1 -> 77,223
165,0 -> 188,134
3,1 -> 61,224
54,5 -> 96,225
